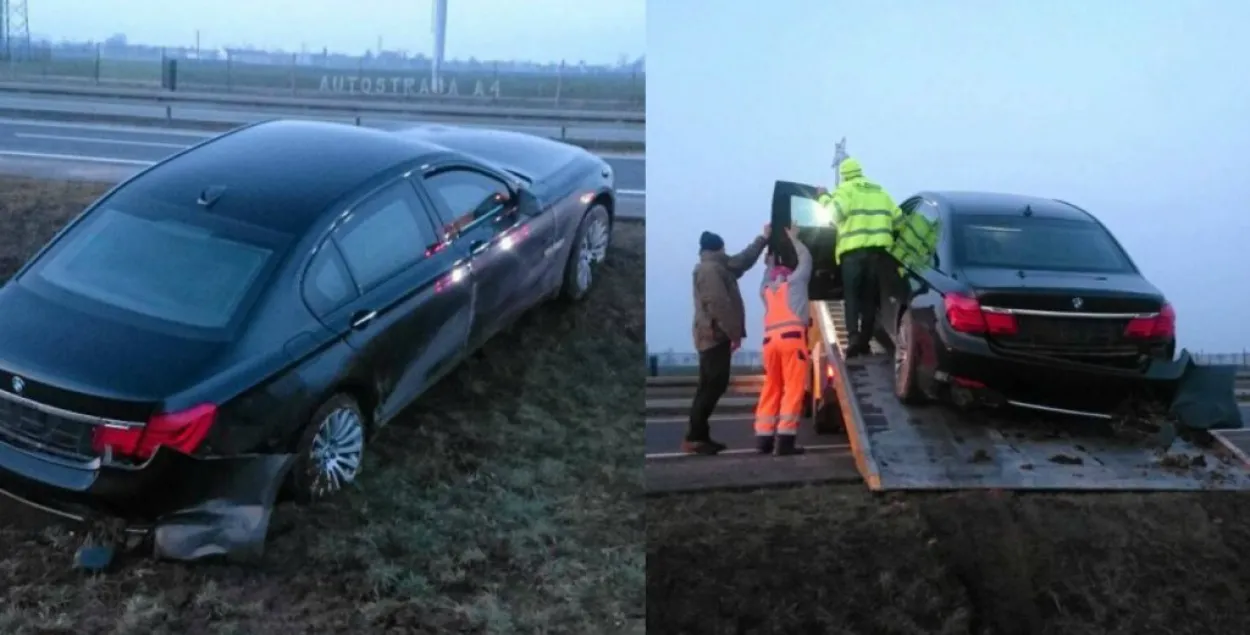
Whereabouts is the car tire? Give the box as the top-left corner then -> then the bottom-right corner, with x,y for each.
894,311 -> 926,405
561,204 -> 612,302
287,393 -> 367,504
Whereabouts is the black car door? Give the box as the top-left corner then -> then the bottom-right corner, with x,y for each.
316,178 -> 473,424
418,163 -> 553,350
771,180 -> 841,300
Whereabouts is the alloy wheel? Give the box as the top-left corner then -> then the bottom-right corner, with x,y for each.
576,215 -> 610,292
309,406 -> 365,497
894,321 -> 909,387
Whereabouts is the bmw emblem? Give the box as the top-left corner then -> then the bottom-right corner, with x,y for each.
10,376 -> 23,394
1071,297 -> 1084,310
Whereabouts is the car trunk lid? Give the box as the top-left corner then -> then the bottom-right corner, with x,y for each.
959,267 -> 1170,369
0,285 -> 226,461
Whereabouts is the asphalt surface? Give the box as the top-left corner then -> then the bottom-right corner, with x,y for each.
644,364 -> 1250,460
0,118 -> 645,218
0,93 -> 644,144
646,414 -> 842,457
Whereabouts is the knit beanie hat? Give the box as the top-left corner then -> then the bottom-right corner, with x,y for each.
699,231 -> 724,252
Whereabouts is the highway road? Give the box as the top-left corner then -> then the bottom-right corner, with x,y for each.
0,93 -> 644,144
0,118 -> 646,218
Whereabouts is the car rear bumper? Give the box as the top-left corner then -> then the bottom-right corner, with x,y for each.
934,323 -> 1184,415
0,438 -> 275,524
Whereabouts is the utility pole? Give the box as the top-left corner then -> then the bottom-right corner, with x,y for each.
430,0 -> 448,92
832,137 -> 848,187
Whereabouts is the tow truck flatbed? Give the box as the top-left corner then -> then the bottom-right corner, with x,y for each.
812,301 -> 1250,491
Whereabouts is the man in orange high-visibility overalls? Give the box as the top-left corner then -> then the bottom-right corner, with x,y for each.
754,224 -> 813,456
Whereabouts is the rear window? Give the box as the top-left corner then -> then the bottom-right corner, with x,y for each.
952,214 -> 1134,273
26,205 -> 282,329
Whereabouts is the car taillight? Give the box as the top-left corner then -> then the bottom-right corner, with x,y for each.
943,293 -> 1018,336
92,403 -> 217,460
1124,302 -> 1176,339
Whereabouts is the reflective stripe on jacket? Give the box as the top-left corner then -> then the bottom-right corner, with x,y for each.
830,178 -> 902,264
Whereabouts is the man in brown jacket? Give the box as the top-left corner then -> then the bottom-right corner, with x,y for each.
684,225 -> 770,455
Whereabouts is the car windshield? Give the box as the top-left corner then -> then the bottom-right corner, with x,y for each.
791,195 -> 833,227
27,205 -> 280,329
952,214 -> 1134,273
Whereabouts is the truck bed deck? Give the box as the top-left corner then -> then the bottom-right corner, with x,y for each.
814,301 -> 1250,491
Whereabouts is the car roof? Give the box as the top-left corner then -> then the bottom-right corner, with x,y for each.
923,190 -> 1095,222
116,120 -> 446,235
393,124 -> 585,182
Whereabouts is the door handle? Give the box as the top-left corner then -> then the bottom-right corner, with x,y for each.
350,310 -> 377,330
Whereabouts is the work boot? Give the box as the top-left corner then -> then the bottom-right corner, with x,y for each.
844,335 -> 863,359
850,339 -> 873,357
755,435 -> 775,455
775,435 -> 806,456
681,439 -> 726,456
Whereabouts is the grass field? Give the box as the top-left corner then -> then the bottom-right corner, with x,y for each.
0,56 -> 645,110
648,485 -> 1250,635
0,177 -> 645,634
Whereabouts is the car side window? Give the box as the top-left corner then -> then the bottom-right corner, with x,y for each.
302,242 -> 356,316
422,168 -> 511,237
333,180 -> 439,291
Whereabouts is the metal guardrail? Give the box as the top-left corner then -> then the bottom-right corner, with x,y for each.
0,81 -> 646,125
1,47 -> 644,111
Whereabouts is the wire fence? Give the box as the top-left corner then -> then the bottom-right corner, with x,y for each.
646,349 -> 1250,376
1,43 -> 645,111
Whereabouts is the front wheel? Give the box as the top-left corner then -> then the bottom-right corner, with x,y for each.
561,205 -> 612,302
894,311 -> 926,405
287,394 -> 367,504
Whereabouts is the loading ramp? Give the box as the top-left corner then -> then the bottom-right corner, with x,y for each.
811,300 -> 1250,491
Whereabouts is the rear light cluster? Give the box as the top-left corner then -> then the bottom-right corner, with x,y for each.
943,293 -> 1019,336
943,293 -> 1177,339
1124,303 -> 1176,339
91,403 -> 217,460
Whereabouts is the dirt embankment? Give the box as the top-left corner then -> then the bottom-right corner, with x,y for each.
649,485 -> 1250,635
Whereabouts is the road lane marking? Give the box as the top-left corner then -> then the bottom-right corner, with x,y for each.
15,132 -> 188,149
646,443 -> 852,460
0,150 -> 154,165
617,189 -> 644,196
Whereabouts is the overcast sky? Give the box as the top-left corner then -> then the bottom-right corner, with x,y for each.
647,0 -> 1250,355
32,0 -> 645,63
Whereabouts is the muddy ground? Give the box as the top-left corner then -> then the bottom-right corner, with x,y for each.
648,486 -> 1250,635
0,177 -> 645,634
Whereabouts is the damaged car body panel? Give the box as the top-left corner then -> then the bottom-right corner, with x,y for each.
776,184 -> 1210,420
0,120 -> 618,561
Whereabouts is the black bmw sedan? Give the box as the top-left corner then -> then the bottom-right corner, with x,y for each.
0,119 -> 618,521
775,183 -> 1182,418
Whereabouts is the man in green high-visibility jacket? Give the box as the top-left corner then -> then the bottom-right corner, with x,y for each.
889,211 -> 939,278
816,157 -> 903,357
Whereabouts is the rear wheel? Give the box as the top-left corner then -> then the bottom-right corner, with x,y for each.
894,311 -> 925,405
561,205 -> 611,302
287,394 -> 367,504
